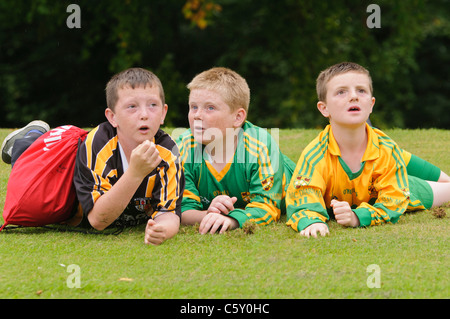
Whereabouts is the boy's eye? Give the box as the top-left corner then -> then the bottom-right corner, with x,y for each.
207,105 -> 215,111
128,105 -> 136,108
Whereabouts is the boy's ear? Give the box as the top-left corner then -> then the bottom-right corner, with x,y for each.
317,101 -> 329,118
160,104 -> 169,125
369,97 -> 375,114
234,108 -> 247,127
105,108 -> 118,128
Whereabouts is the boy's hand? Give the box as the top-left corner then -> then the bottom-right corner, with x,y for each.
145,219 -> 168,246
199,213 -> 239,235
331,199 -> 360,227
129,140 -> 162,179
300,223 -> 329,238
207,195 -> 237,215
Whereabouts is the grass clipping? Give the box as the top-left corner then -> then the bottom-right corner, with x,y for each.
242,220 -> 257,235
431,201 -> 449,219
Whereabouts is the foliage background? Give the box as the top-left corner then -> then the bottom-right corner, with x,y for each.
0,0 -> 449,129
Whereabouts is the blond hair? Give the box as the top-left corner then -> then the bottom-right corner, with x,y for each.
187,67 -> 250,113
316,62 -> 373,102
105,68 -> 165,110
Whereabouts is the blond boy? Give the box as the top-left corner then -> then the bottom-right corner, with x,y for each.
177,67 -> 294,234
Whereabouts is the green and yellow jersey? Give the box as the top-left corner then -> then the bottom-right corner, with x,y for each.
177,121 -> 295,227
286,124 -> 432,232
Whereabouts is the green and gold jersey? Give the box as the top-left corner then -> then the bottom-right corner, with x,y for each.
177,121 -> 295,227
286,124 -> 430,232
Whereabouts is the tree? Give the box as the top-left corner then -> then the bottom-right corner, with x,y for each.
0,0 -> 448,129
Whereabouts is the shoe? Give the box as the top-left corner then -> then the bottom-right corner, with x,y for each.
1,120 -> 50,164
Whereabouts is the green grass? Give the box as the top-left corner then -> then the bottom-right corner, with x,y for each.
0,127 -> 449,299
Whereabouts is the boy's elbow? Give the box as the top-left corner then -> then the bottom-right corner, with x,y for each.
90,222 -> 107,231
87,213 -> 109,231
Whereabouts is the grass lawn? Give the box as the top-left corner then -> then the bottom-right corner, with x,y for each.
0,127 -> 448,300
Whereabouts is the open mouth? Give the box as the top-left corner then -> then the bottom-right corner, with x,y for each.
139,126 -> 150,133
348,106 -> 361,112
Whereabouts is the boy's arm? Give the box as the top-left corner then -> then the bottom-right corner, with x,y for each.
182,209 -> 207,225
286,185 -> 329,232
149,143 -> 184,218
199,212 -> 239,234
227,142 -> 285,227
182,195 -> 237,225
178,167 -> 207,225
286,155 -> 330,233
145,212 -> 180,245
227,173 -> 282,227
177,132 -> 207,225
88,140 -> 162,230
352,150 -> 409,227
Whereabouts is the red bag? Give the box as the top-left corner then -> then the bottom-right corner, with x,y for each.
1,125 -> 88,231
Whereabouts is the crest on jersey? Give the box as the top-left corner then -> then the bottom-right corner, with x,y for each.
134,198 -> 153,215
401,188 -> 410,200
261,176 -> 274,191
294,175 -> 311,188
241,191 -> 251,203
368,179 -> 377,197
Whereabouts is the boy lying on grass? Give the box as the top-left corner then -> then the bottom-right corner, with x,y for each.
1,68 -> 184,245
177,67 -> 295,234
286,62 -> 450,237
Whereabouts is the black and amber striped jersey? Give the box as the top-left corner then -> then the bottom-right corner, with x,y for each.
177,121 -> 295,227
73,122 -> 184,229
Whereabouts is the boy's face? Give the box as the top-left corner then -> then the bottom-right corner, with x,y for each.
106,85 -> 168,150
188,89 -> 245,146
317,71 -> 375,127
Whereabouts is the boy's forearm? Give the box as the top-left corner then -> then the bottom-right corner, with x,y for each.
286,209 -> 328,232
88,170 -> 143,230
181,209 -> 207,225
228,203 -> 279,228
154,212 -> 180,240
353,201 -> 404,227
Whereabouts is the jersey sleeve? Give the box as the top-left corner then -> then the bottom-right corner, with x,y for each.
176,131 -> 203,213
353,143 -> 409,227
285,148 -> 330,232
227,131 -> 284,227
151,135 -> 185,218
73,126 -> 115,219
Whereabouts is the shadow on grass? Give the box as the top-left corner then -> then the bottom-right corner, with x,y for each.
0,223 -> 144,236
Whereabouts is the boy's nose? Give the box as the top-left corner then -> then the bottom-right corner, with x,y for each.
139,106 -> 150,119
349,89 -> 359,101
193,108 -> 203,120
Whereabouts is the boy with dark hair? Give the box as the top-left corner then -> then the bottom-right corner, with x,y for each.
286,62 -> 450,237
2,68 -> 184,245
